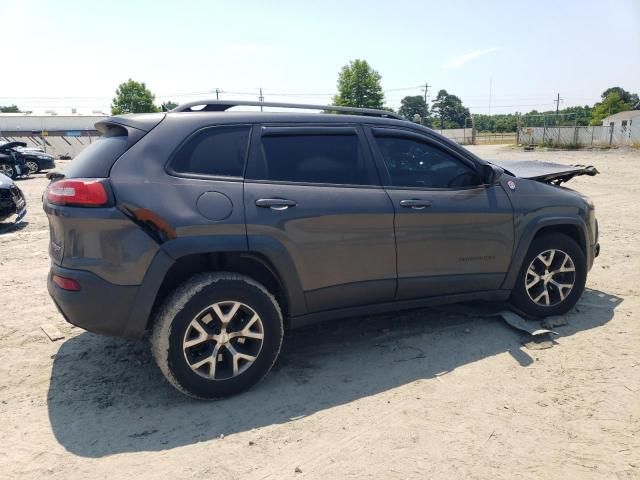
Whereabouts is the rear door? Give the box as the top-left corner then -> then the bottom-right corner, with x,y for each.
244,125 -> 396,313
367,127 -> 514,300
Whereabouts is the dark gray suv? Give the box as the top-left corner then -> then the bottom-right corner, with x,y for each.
44,101 -> 600,398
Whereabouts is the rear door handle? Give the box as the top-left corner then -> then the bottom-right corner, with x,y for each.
399,199 -> 432,210
255,198 -> 297,210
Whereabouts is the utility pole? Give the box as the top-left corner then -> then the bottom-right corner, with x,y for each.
423,82 -> 431,103
554,92 -> 563,125
215,88 -> 220,100
259,87 -> 264,112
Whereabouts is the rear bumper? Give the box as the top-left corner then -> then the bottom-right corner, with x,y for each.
48,263 -> 141,338
46,249 -> 174,339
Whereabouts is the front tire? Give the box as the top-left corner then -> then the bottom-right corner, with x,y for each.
0,163 -> 16,179
510,233 -> 586,317
150,272 -> 284,399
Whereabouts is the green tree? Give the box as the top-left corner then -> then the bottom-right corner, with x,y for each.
600,87 -> 639,106
111,79 -> 159,115
0,105 -> 21,113
333,59 -> 384,109
562,105 -> 593,126
430,89 -> 470,129
590,91 -> 632,125
398,95 -> 431,125
161,100 -> 179,111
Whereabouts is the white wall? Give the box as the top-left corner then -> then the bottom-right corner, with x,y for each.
601,114 -> 640,128
518,124 -> 640,146
0,115 -> 104,132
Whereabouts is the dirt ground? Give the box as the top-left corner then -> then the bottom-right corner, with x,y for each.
0,145 -> 638,480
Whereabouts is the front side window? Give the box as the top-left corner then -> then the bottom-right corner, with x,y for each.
170,125 -> 251,177
253,133 -> 375,185
374,136 -> 481,189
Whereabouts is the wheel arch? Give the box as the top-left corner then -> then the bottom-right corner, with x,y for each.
124,237 -> 307,338
502,216 -> 588,290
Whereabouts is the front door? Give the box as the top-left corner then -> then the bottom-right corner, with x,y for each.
244,125 -> 397,313
368,127 -> 514,300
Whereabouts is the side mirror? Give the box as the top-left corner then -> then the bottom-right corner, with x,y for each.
483,164 -> 503,185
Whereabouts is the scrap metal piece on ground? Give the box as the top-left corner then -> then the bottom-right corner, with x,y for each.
499,310 -> 557,336
542,315 -> 569,329
40,324 -> 65,342
521,333 -> 555,350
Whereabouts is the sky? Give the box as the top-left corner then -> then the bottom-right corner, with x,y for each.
1,0 -> 639,115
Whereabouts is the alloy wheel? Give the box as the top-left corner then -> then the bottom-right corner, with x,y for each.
525,249 -> 576,307
0,164 -> 14,177
182,301 -> 265,380
25,161 -> 39,174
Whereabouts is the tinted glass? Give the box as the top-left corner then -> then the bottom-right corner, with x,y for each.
171,126 -> 250,177
63,129 -> 128,178
375,136 -> 481,188
256,134 -> 374,185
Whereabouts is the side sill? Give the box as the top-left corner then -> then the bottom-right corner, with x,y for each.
287,290 -> 511,329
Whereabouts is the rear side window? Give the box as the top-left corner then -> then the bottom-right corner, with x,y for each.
170,125 -> 251,177
250,134 -> 375,185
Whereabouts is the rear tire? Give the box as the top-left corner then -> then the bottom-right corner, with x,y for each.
150,272 -> 284,399
510,233 -> 586,317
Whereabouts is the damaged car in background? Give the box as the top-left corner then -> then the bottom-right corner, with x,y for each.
0,172 -> 26,223
0,142 -> 29,180
18,147 -> 56,174
0,141 -> 56,175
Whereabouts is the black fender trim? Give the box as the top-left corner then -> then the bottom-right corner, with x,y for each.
290,290 -> 511,329
245,235 -> 307,316
123,234 -> 307,338
501,216 -> 589,291
122,248 -> 175,338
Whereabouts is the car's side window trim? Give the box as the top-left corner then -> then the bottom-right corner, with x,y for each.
366,126 -> 483,190
261,126 -> 358,137
165,124 -> 253,181
244,124 -> 383,188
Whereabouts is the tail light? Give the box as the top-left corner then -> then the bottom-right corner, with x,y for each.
46,179 -> 109,207
52,274 -> 81,291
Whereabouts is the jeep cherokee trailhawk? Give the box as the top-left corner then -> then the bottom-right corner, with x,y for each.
44,101 -> 600,398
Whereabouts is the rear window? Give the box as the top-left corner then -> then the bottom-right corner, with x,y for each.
249,134 -> 375,185
62,129 -> 128,178
169,126 -> 251,177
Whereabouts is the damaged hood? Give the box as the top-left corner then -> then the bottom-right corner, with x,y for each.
489,159 -> 599,184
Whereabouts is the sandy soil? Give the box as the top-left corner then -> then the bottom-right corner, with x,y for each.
0,145 -> 638,480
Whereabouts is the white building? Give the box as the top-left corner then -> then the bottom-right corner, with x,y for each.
0,114 -> 105,133
601,110 -> 640,130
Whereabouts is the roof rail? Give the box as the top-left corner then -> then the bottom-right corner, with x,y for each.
171,100 -> 403,120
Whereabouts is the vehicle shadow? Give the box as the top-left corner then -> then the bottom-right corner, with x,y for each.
0,220 -> 29,235
47,288 -> 622,457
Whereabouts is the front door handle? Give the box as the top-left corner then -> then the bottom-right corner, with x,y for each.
399,199 -> 432,210
255,198 -> 297,210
